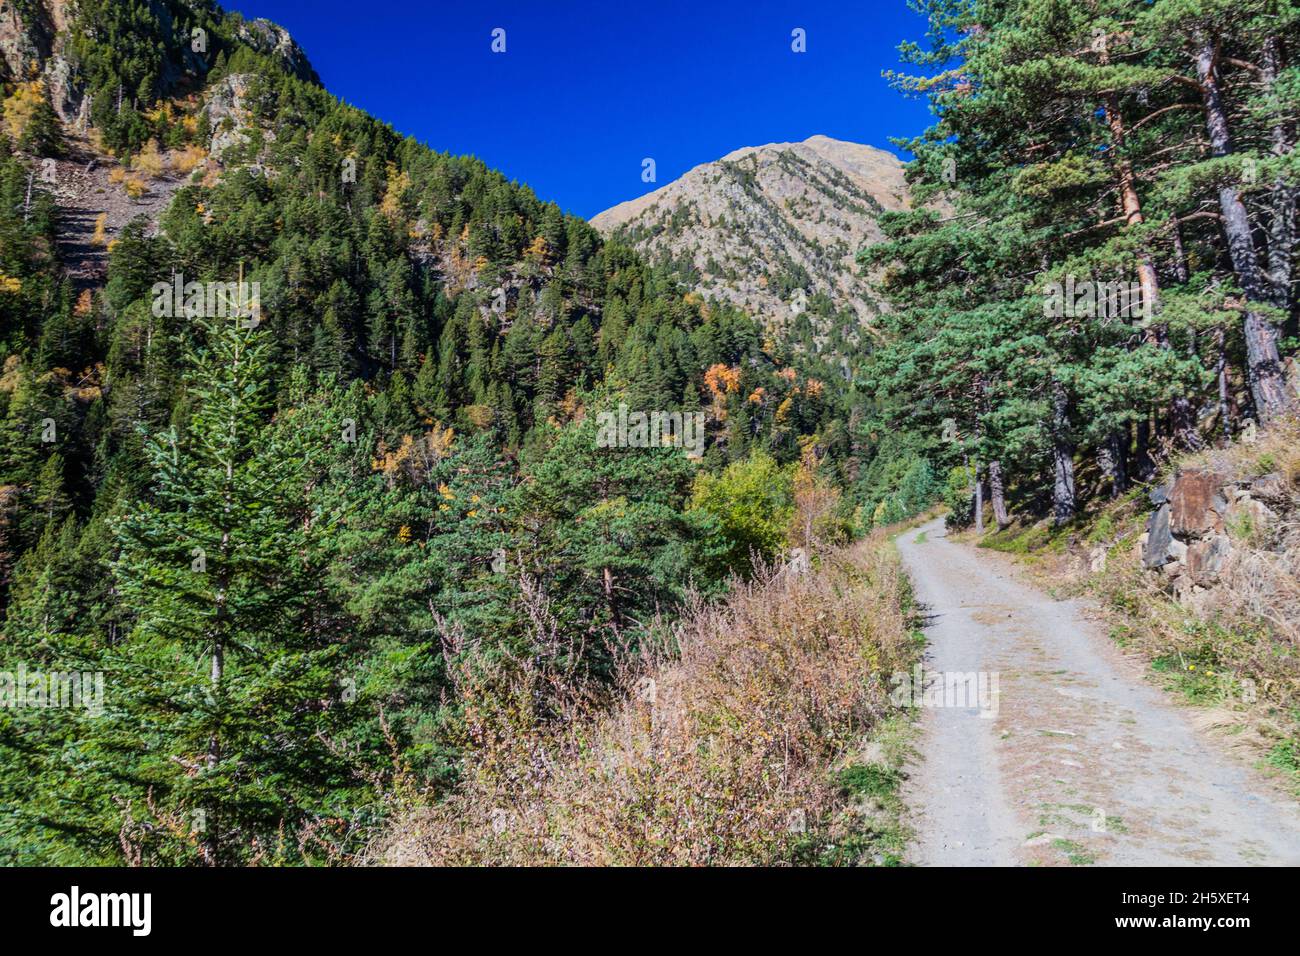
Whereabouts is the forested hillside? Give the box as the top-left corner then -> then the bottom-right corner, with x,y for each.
0,1 -> 862,865
858,0 -> 1299,528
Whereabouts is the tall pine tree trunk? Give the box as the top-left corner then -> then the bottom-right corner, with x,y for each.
1264,37 -> 1297,314
1100,431 -> 1128,498
1194,37 -> 1292,421
1101,85 -> 1200,447
1216,327 -> 1233,442
1133,417 -> 1154,481
1050,381 -> 1076,525
988,459 -> 1009,529
1104,89 -> 1163,312
973,460 -> 984,533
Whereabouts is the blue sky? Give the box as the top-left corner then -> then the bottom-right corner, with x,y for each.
232,1 -> 934,219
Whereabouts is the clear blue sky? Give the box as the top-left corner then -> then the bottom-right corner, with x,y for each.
231,0 -> 934,219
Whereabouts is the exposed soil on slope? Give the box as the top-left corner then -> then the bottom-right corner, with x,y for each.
48,130 -> 186,291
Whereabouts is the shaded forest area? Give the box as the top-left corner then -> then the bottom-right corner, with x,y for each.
864,0 -> 1299,528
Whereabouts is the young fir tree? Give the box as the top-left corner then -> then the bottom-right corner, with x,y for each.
109,317 -> 359,865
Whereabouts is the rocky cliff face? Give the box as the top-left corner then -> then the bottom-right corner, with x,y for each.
0,0 -> 79,119
0,0 -> 55,79
0,2 -> 317,123
591,135 -> 910,339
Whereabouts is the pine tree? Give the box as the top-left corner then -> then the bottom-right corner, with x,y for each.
516,405 -> 700,654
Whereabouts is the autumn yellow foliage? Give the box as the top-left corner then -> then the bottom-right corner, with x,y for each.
134,140 -> 166,178
703,363 -> 741,398
379,163 -> 412,221
170,144 -> 207,175
525,235 -> 550,262
372,426 -> 456,486
2,80 -> 48,143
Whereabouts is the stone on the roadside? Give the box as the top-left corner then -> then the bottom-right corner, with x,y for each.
1143,503 -> 1174,568
1169,468 -> 1229,536
1186,534 -> 1232,584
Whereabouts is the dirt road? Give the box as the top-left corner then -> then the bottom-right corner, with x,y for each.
895,516 -> 1300,866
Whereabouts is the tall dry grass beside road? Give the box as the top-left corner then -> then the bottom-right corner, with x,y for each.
369,533 -> 917,866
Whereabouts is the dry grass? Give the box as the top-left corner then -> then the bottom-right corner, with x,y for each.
367,532 -> 917,866
108,162 -> 152,198
133,140 -> 166,178
87,128 -> 109,156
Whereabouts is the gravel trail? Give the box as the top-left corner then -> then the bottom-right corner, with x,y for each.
895,516 -> 1300,866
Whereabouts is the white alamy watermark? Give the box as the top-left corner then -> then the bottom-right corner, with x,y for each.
890,665 -> 1000,718
596,403 -> 705,459
50,886 -> 150,936
1043,276 -> 1150,323
1,665 -> 104,716
151,274 -> 261,326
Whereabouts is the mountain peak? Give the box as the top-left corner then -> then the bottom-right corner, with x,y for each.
591,135 -> 910,334
717,133 -> 900,161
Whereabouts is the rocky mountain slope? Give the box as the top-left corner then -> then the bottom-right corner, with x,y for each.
0,1 -> 316,288
591,135 -> 911,339
0,0 -> 315,123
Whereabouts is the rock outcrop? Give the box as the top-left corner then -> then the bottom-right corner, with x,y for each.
1140,467 -> 1285,599
0,0 -> 83,120
235,18 -> 319,85
1,2 -> 317,126
0,0 -> 56,81
204,72 -> 277,164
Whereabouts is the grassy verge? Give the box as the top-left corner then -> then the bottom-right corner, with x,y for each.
369,528 -> 922,865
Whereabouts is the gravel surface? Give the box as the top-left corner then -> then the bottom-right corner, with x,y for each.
896,516 -> 1300,866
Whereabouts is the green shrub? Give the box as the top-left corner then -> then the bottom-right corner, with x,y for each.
942,464 -> 974,529
689,452 -> 794,579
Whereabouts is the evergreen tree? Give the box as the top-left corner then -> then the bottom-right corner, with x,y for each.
107,318 -> 358,864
